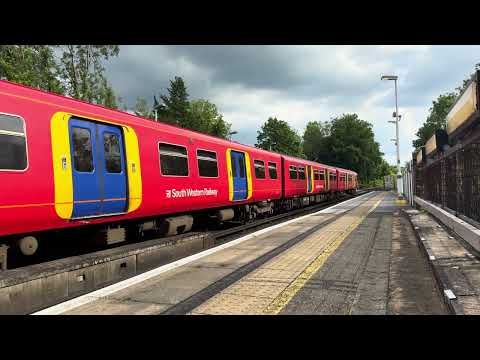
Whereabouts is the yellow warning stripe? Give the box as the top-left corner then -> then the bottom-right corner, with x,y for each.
263,195 -> 384,315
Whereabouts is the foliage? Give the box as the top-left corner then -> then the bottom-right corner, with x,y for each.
256,117 -> 303,157
154,76 -> 189,126
152,77 -> 232,138
412,93 -> 457,149
361,178 -> 386,189
302,113 -> 386,183
116,96 -> 128,112
187,99 -> 232,139
0,45 -> 64,94
378,159 -> 397,177
302,120 -> 331,161
412,73 -> 472,150
134,96 -> 154,119
56,45 -> 120,108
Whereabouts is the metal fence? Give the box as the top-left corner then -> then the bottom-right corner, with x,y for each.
414,135 -> 480,223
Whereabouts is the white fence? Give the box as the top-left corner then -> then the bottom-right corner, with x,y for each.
402,161 -> 415,206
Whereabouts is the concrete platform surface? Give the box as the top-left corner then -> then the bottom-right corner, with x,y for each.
406,209 -> 480,315
47,191 -> 447,315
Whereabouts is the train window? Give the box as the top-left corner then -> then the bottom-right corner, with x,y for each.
289,165 -> 297,179
0,114 -> 27,171
254,160 -> 266,179
232,158 -> 238,177
103,133 -> 122,173
159,143 -> 188,176
298,166 -> 306,180
197,149 -> 218,177
319,170 -> 325,180
268,162 -> 277,179
314,170 -> 320,181
239,156 -> 246,178
72,127 -> 94,172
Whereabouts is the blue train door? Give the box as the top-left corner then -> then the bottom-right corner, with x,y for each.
307,166 -> 312,193
69,118 -> 127,218
97,124 -> 128,214
230,150 -> 248,201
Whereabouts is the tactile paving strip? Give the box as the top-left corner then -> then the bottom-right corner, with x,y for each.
190,193 -> 386,315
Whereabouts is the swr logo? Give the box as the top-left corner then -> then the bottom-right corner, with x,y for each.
166,190 -> 171,198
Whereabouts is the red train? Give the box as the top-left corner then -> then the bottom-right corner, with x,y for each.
0,80 -> 357,256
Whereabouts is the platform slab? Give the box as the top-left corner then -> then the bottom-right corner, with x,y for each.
57,191 -> 447,315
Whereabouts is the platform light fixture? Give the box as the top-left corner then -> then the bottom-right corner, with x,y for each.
381,74 -> 402,198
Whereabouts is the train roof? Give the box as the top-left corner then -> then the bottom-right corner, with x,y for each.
0,80 -> 357,175
280,154 -> 335,170
336,167 -> 358,175
0,80 -> 282,159
281,154 -> 318,165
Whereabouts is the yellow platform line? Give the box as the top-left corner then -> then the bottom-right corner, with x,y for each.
263,195 -> 384,315
190,193 -> 385,315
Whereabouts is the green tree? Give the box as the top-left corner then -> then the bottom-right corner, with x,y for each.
412,72 -> 474,150
187,99 -> 232,138
56,45 -> 120,108
256,117 -> 303,157
152,78 -> 232,137
455,71 -> 474,94
313,113 -> 384,183
154,76 -> 190,126
0,45 -> 64,93
303,120 -> 331,161
378,159 -> 396,177
95,77 -> 118,109
116,96 -> 128,112
412,93 -> 457,149
134,96 -> 154,119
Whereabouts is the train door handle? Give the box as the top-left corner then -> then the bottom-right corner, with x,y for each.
61,156 -> 67,170
131,162 -> 136,173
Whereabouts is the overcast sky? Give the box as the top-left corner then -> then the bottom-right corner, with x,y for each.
105,45 -> 480,165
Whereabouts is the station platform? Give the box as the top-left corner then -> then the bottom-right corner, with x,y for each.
39,191 -> 448,315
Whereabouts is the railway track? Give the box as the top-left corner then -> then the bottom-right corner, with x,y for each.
0,188 -> 377,314
212,193 -> 361,243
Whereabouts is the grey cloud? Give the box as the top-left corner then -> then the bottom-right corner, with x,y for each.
107,45 -> 396,109
103,45 -> 480,163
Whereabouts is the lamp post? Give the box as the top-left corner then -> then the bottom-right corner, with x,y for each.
228,131 -> 238,140
381,74 -> 403,198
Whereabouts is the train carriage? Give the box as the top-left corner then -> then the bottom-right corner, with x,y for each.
282,155 -> 312,199
324,165 -> 338,193
0,80 -> 357,256
337,167 -> 358,192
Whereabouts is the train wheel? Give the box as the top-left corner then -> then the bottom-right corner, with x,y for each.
17,236 -> 38,256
